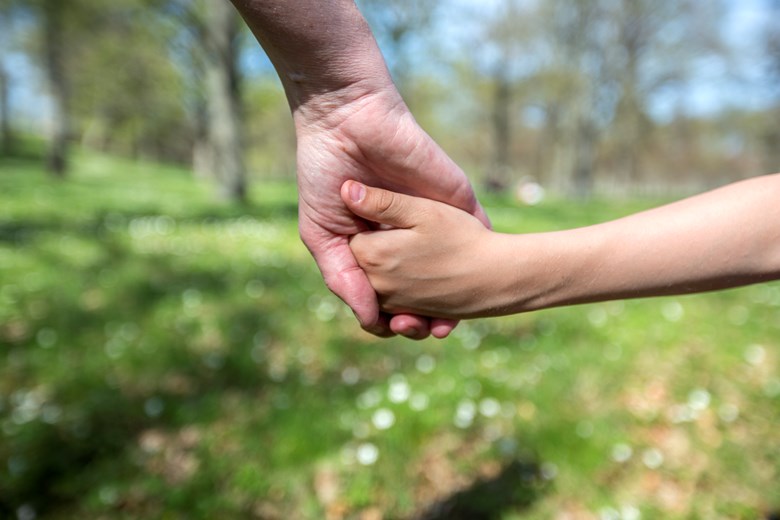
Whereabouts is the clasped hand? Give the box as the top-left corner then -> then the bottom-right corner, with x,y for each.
295,89 -> 490,338
341,180 -> 503,320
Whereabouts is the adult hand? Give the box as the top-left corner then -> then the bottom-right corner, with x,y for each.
228,0 -> 489,337
295,86 -> 491,338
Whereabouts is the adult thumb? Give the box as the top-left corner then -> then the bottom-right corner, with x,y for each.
341,181 -> 420,229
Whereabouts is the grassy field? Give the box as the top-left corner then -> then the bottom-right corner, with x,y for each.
0,151 -> 778,519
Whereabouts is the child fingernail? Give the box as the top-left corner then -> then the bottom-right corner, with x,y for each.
349,182 -> 365,202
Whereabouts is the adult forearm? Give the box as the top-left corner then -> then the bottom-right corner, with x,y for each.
229,0 -> 394,116
505,174 -> 780,313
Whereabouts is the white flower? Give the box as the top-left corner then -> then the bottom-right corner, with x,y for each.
372,408 -> 396,430
356,443 -> 379,465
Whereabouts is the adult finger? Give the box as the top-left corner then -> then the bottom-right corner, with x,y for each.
389,313 -> 433,340
303,230 -> 395,337
429,318 -> 458,339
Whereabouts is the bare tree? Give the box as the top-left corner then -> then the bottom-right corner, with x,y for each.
0,8 -> 10,155
484,1 -> 532,191
488,69 -> 512,190
457,0 -> 541,191
357,0 -> 440,100
608,0 -> 726,187
0,64 -> 9,155
40,0 -> 70,176
524,0 -> 730,197
542,0 -> 619,198
157,0 -> 247,202
611,0 -> 664,184
203,0 -> 246,202
764,0 -> 780,171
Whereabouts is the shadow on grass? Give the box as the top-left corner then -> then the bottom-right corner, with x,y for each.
0,216 -> 310,515
2,205 -> 548,518
408,460 -> 547,520
0,139 -> 47,163
0,206 -> 298,248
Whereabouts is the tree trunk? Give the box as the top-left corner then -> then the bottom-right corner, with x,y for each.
533,104 -> 558,186
43,0 -> 70,177
549,127 -> 574,196
616,93 -> 642,185
487,71 -> 512,192
204,0 -> 246,203
572,117 -> 597,199
614,41 -> 644,189
192,100 -> 212,179
765,108 -> 780,174
0,66 -> 10,155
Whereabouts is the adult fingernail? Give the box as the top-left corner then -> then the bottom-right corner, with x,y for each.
402,328 -> 420,338
349,182 -> 365,203
355,313 -> 383,336
430,327 -> 451,339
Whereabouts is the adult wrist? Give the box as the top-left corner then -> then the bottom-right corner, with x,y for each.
233,0 -> 398,127
291,78 -> 402,132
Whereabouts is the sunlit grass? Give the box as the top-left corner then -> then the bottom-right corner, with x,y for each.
0,152 -> 778,519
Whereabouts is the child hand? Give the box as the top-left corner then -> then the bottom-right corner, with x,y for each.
341,181 -> 504,319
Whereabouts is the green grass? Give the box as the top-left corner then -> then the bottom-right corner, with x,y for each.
0,150 -> 778,519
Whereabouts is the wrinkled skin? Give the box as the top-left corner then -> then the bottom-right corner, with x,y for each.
294,87 -> 490,338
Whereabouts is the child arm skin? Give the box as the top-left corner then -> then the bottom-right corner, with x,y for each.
341,175 -> 780,320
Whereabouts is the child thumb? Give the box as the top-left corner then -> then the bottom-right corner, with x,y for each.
341,181 -> 418,229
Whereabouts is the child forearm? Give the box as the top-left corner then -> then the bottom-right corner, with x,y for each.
343,175 -> 780,320
500,174 -> 780,313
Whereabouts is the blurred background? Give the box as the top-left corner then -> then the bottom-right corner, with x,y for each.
0,0 -> 778,519
0,0 -> 778,197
